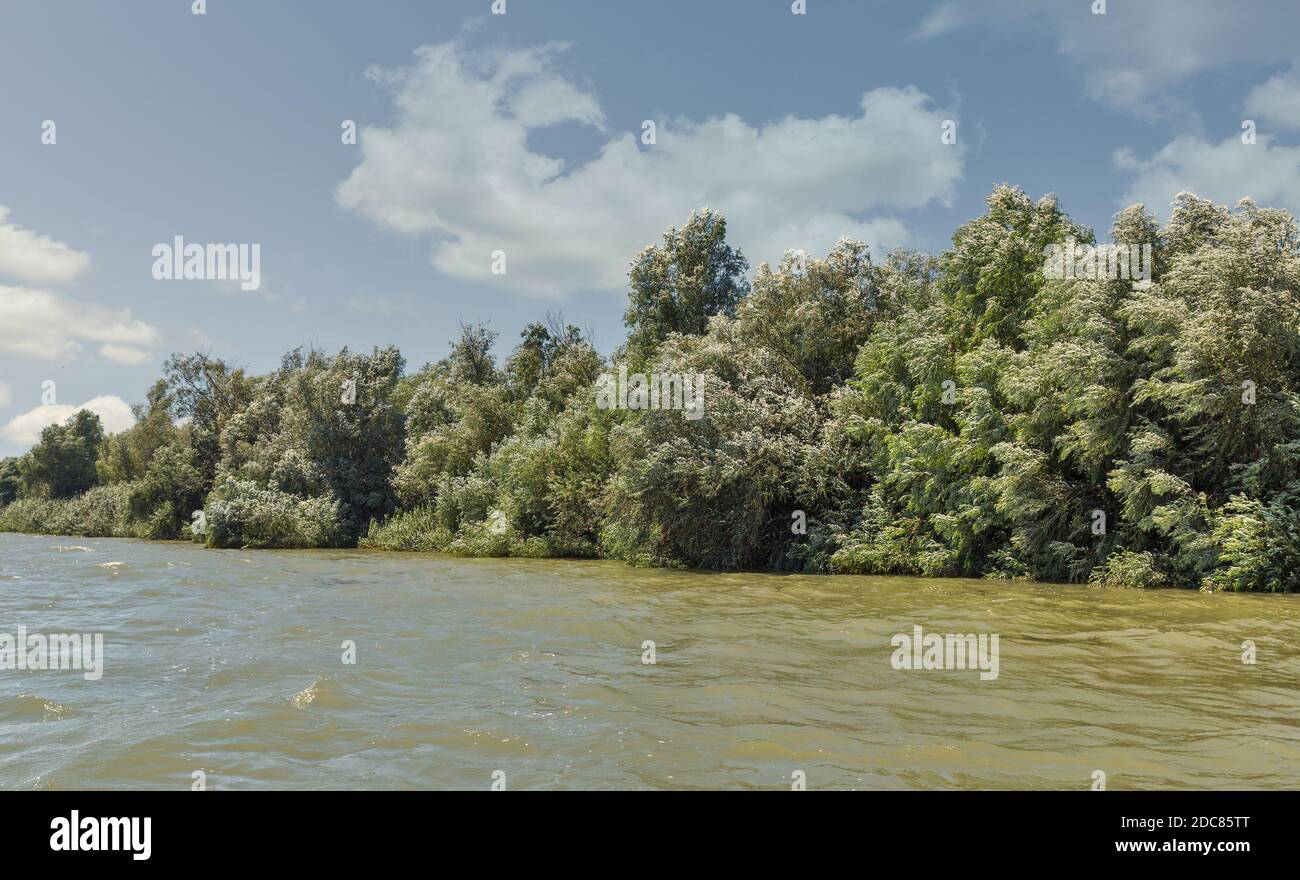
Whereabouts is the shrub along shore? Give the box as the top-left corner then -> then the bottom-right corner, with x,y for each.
3,186 -> 1299,591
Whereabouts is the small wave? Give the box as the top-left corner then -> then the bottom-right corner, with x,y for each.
96,562 -> 127,570
290,685 -> 317,709
289,677 -> 323,709
287,676 -> 349,710
0,693 -> 74,721
53,546 -> 95,553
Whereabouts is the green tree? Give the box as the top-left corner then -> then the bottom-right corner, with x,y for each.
736,239 -> 882,395
97,380 -> 178,484
217,346 -> 406,542
163,352 -> 253,487
18,410 -> 107,499
623,208 -> 749,362
440,322 -> 499,386
129,434 -> 206,539
0,457 -> 20,505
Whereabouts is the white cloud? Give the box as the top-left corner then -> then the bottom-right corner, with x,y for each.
913,0 -> 1299,114
0,395 -> 136,446
1246,67 -> 1300,131
911,3 -> 967,40
0,205 -> 91,284
0,285 -> 159,364
1116,135 -> 1300,218
98,344 -> 153,366
0,210 -> 159,368
337,41 -> 961,297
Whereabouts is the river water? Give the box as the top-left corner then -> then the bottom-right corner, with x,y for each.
1,532 -> 1297,790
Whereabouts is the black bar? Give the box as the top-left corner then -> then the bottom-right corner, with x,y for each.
7,791 -> 1286,864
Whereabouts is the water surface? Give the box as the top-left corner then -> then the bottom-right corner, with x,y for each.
1,533 -> 1297,790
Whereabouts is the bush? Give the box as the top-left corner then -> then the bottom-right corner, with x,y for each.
0,484 -> 136,538
204,478 -> 345,549
0,497 -> 60,535
1204,495 -> 1300,593
362,502 -> 598,559
1088,550 -> 1169,589
361,506 -> 452,552
445,519 -> 512,557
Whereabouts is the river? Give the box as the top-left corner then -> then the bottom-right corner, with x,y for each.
1,532 -> 1297,790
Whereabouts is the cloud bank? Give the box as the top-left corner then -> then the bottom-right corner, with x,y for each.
0,207 -> 159,368
0,285 -> 159,364
1116,136 -> 1300,219
337,41 -> 962,296
914,0 -> 1299,115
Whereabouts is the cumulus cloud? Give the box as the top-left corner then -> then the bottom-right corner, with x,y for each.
0,395 -> 136,446
0,205 -> 91,284
913,0 -> 1299,114
1246,67 -> 1300,131
337,41 -> 961,296
0,285 -> 159,364
1116,136 -> 1300,219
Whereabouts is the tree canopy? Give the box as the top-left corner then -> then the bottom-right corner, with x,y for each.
3,186 -> 1297,592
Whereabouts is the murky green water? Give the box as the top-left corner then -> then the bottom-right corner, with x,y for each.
1,532 -> 1297,790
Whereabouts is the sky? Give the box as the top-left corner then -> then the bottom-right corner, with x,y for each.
2,0 -> 1300,456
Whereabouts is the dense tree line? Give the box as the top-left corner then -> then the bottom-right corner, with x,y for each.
2,186 -> 1297,591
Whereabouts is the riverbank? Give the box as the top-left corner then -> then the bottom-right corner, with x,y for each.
0,516 -> 1283,596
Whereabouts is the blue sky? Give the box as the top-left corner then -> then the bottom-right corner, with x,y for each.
2,0 -> 1299,456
